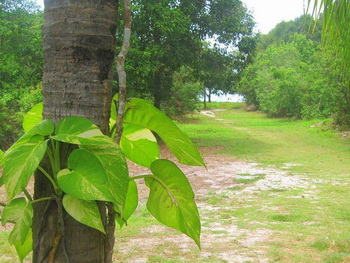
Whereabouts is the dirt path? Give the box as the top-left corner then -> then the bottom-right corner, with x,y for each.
115,143 -> 320,263
0,110 -> 324,262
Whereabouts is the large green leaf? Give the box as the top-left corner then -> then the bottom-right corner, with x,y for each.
1,198 -> 33,245
145,159 -> 201,247
14,229 -> 33,263
82,143 -> 129,212
1,120 -> 53,190
124,98 -> 204,166
4,120 -> 53,158
2,137 -> 47,201
116,180 -> 138,227
57,149 -> 113,202
22,102 -> 43,132
52,116 -> 111,145
63,195 -> 105,234
120,124 -> 159,167
18,119 -> 54,144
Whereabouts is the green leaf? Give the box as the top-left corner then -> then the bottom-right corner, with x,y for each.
2,138 -> 47,201
120,124 -> 159,167
82,143 -> 129,212
5,120 -> 53,156
109,93 -> 119,137
52,116 -> 111,145
22,102 -> 43,132
63,195 -> 105,234
0,149 -> 3,186
124,98 -> 204,166
116,180 -> 138,227
145,159 -> 201,247
0,149 -> 4,167
57,149 -> 113,202
18,119 -> 54,144
14,229 -> 33,263
1,198 -> 33,245
111,93 -> 119,121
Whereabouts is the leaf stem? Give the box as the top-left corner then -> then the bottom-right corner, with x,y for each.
37,166 -> 61,195
0,202 -> 7,207
54,140 -> 60,174
46,146 -> 56,175
31,196 -> 53,204
22,188 -> 33,202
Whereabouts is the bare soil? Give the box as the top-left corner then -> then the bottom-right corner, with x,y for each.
118,145 -> 318,263
0,145 -> 318,262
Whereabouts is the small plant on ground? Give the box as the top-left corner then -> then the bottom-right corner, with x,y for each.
0,97 -> 204,262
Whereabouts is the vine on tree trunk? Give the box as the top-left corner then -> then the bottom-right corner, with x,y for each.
116,0 -> 132,144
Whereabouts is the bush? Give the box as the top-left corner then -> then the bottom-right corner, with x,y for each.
162,66 -> 203,116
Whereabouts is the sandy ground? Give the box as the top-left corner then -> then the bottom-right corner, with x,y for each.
0,110 -> 321,262
119,144 -> 320,263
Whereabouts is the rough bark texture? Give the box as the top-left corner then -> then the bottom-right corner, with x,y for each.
33,1 -> 118,262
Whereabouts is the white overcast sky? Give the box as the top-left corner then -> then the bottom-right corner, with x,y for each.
243,0 -> 308,34
35,0 -> 309,34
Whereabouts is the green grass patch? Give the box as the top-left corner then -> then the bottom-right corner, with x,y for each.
200,101 -> 244,110
235,174 -> 265,184
179,109 -> 350,177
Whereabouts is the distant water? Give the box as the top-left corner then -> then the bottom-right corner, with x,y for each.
202,94 -> 244,103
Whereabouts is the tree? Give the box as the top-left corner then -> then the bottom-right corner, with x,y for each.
259,14 -> 322,50
124,0 -> 256,109
1,1 -> 204,262
163,66 -> 203,116
0,0 -> 43,149
238,32 -> 339,118
33,1 -> 120,261
196,45 -> 245,106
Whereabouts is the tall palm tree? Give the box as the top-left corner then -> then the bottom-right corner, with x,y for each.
33,1 -> 118,262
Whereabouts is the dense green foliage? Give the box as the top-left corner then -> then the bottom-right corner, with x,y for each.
163,66 -> 203,116
308,0 -> 350,126
0,0 -> 43,149
238,15 -> 343,120
0,0 -> 257,149
0,99 -> 204,261
122,0 -> 256,109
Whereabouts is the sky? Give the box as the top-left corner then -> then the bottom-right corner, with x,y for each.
35,0 -> 308,34
243,0 -> 308,34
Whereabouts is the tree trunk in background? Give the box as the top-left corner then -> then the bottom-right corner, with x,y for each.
153,68 -> 163,109
33,0 -> 118,262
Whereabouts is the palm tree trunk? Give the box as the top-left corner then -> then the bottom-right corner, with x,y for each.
33,1 -> 118,262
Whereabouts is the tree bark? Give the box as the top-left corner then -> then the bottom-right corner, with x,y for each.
33,1 -> 118,262
208,88 -> 212,103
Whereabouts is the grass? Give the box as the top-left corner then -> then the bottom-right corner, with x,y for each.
199,101 -> 244,110
176,105 -> 350,262
235,174 -> 265,184
179,108 -> 350,177
3,102 -> 350,262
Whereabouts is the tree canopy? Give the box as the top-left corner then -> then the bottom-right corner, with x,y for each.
122,0 -> 256,108
0,0 -> 43,149
238,15 -> 341,119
